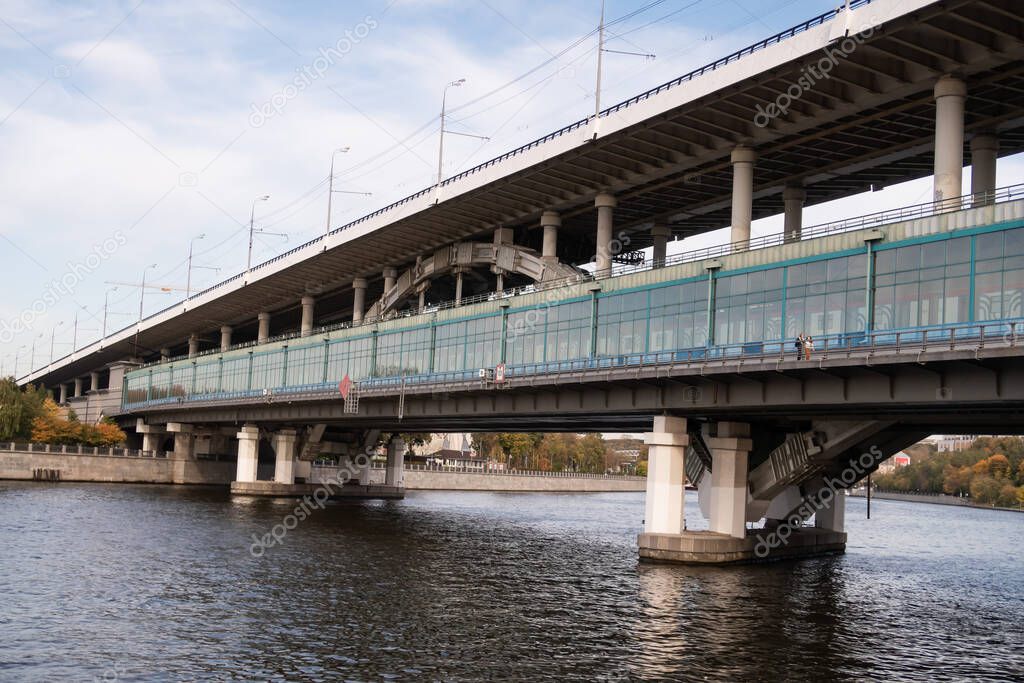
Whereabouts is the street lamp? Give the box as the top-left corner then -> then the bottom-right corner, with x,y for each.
325,147 -> 372,242
138,263 -> 158,322
247,195 -> 271,273
12,345 -> 25,379
436,78 -> 465,193
29,333 -> 41,373
185,233 -> 205,298
325,147 -> 350,236
49,321 -> 65,364
102,286 -> 118,340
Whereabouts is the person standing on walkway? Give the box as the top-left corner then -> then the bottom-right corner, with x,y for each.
795,334 -> 805,360
805,336 -> 814,360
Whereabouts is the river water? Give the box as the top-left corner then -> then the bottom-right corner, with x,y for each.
0,483 -> 1021,682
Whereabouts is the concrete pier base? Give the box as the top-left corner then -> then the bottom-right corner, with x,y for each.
638,528 -> 846,565
230,480 -> 404,500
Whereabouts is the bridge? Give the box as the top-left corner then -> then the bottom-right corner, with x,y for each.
15,0 -> 1024,563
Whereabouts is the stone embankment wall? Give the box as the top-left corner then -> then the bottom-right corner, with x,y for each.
0,449 -> 234,485
402,469 -> 646,492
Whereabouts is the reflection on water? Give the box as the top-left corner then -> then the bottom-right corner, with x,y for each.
0,483 -> 1020,681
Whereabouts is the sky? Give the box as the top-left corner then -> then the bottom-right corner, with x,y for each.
1,0 -> 1022,379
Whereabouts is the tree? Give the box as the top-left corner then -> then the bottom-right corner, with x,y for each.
942,465 -> 972,496
31,398 -> 82,445
578,434 -> 607,473
996,484 -> 1020,509
498,433 -> 536,469
471,433 -> 502,460
970,475 -> 1003,505
0,379 -> 46,441
973,454 -> 1012,480
0,378 -> 25,440
88,419 -> 127,447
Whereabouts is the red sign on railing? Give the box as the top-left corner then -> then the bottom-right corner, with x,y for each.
339,374 -> 352,399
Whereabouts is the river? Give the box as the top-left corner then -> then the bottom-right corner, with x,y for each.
0,483 -> 1021,681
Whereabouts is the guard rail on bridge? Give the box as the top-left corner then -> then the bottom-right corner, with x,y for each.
121,318 -> 1023,412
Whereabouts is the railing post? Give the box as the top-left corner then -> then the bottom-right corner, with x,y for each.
979,325 -> 986,349
1012,322 -> 1018,347
922,329 -> 928,352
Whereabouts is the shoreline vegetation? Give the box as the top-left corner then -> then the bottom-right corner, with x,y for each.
870,436 -> 1024,509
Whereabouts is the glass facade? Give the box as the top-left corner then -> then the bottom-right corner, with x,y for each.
124,224 -> 1024,409
874,238 -> 970,330
718,268 -> 784,345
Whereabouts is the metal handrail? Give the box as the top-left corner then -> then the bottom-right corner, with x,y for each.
609,183 -> 1024,277
120,319 -> 1022,411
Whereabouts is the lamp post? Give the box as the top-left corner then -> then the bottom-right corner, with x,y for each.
185,233 -> 205,299
436,78 -> 465,193
247,195 -> 271,273
49,321 -> 65,364
325,147 -> 350,237
30,334 -> 40,372
13,345 -> 25,379
138,263 -> 157,322
102,286 -> 118,340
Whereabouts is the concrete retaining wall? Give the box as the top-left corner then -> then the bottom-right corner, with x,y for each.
0,450 -> 235,485
849,489 -> 1022,511
402,469 -> 645,492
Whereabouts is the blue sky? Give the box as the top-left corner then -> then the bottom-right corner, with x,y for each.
1,0 -> 1021,377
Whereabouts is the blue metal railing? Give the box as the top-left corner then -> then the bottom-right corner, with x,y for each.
121,318 -> 1022,411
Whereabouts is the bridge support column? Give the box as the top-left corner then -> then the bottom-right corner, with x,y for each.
300,296 -> 315,337
160,347 -> 170,362
58,383 -> 67,405
970,133 -> 998,205
188,334 -> 199,358
933,75 -> 966,205
642,416 -> 689,535
220,326 -> 232,352
815,491 -> 845,533
651,224 -> 670,267
541,211 -> 560,266
73,377 -> 83,398
352,278 -> 367,325
385,436 -> 405,488
235,424 -> 260,484
730,146 -> 756,248
783,183 -> 805,242
257,312 -> 271,343
167,422 -> 195,460
708,422 -> 752,539
453,267 -> 467,304
89,371 -> 99,393
382,267 -> 398,294
272,429 -> 299,484
136,420 -> 165,455
594,193 -> 616,277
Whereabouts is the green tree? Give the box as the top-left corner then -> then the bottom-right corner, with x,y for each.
577,434 -> 607,473
498,433 -> 536,470
0,378 -> 25,440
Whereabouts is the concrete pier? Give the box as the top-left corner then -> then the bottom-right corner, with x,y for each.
229,480 -> 404,499
639,528 -> 847,565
